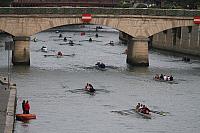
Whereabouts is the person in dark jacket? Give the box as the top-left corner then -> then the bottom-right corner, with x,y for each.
22,100 -> 26,114
85,83 -> 95,92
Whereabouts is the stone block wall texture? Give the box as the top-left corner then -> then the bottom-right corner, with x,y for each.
152,25 -> 200,56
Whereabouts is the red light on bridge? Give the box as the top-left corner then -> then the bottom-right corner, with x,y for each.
194,16 -> 200,24
82,14 -> 92,23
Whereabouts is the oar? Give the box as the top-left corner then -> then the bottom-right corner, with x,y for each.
121,109 -> 134,113
59,43 -> 68,45
44,54 -> 55,57
150,110 -> 167,116
94,40 -> 102,42
63,53 -> 75,56
111,110 -> 130,115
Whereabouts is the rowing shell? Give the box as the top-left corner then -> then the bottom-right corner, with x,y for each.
95,65 -> 106,71
44,54 -> 75,57
133,109 -> 151,119
153,77 -> 177,84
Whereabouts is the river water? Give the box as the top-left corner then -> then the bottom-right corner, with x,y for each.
0,25 -> 200,133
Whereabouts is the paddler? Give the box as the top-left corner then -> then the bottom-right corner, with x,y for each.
24,100 -> 30,114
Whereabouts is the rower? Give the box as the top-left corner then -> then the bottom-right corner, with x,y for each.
81,32 -> 85,36
89,38 -> 92,42
140,105 -> 150,114
109,41 -> 114,46
169,75 -> 173,81
164,75 -> 167,81
99,63 -> 105,69
69,40 -> 74,44
96,62 -> 105,69
63,37 -> 67,42
59,34 -> 62,38
85,83 -> 95,92
95,62 -> 101,66
88,84 -> 95,92
160,74 -> 164,80
154,74 -> 159,79
41,46 -> 47,52
57,51 -> 63,56
182,56 -> 190,62
33,37 -> 37,42
135,103 -> 140,110
122,49 -> 127,54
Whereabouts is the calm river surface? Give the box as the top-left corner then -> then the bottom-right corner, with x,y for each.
0,25 -> 200,133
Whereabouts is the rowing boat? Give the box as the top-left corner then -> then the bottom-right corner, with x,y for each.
16,114 -> 36,121
133,109 -> 151,119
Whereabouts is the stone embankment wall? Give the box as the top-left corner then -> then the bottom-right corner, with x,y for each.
152,25 -> 200,56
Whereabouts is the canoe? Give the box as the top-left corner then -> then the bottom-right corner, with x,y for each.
133,109 -> 151,119
16,114 -> 36,121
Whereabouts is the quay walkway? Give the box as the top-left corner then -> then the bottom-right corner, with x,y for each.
0,76 -> 17,133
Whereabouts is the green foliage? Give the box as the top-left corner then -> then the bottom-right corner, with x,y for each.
0,0 -> 13,3
162,0 -> 199,9
0,0 -> 13,6
164,0 -> 199,6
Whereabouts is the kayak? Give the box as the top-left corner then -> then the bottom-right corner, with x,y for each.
16,114 -> 36,121
133,109 -> 151,119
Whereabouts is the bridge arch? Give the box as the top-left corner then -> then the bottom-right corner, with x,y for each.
0,29 -> 14,36
147,18 -> 195,38
0,14 -> 196,66
0,15 -> 195,38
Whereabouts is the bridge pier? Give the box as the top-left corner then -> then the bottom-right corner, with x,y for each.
127,37 -> 149,67
12,36 -> 30,65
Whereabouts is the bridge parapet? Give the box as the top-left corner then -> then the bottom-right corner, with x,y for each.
0,7 -> 199,17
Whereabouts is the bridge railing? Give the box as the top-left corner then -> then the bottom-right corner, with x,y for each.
0,7 -> 199,17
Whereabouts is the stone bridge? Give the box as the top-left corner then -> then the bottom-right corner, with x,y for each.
0,7 -> 199,66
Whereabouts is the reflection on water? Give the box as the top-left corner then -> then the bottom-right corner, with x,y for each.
0,25 -> 200,133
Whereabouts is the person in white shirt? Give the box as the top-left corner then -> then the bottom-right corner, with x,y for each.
164,75 -> 167,81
